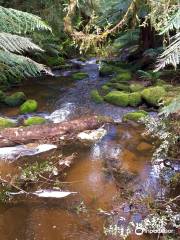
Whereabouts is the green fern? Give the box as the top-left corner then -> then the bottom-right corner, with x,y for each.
160,97 -> 180,117
161,9 -> 180,34
0,33 -> 44,53
0,51 -> 52,82
156,32 -> 180,70
0,6 -> 52,34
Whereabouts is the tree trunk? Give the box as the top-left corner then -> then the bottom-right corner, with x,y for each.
0,116 -> 112,148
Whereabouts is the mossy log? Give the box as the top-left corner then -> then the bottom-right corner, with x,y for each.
0,116 -> 112,147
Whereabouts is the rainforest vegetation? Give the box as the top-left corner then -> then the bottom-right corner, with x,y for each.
0,1 -> 179,239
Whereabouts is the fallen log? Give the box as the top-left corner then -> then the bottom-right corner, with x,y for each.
0,116 -> 112,147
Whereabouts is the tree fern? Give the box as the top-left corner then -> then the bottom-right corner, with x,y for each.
0,51 -> 52,82
0,33 -> 44,53
0,6 -> 52,34
156,32 -> 180,70
0,6 -> 52,84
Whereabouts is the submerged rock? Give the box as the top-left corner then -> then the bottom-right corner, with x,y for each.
20,99 -> 38,114
24,116 -> 46,126
4,92 -> 26,107
90,89 -> 103,103
137,142 -> 152,151
141,86 -> 166,107
0,117 -> 16,128
104,91 -> 129,107
72,72 -> 88,80
122,110 -> 148,122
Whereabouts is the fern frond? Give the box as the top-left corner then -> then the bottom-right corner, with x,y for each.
0,50 -> 52,81
161,9 -> 180,34
160,97 -> 180,117
0,6 -> 52,34
156,32 -> 180,70
0,33 -> 44,53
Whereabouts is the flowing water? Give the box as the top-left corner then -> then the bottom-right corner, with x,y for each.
0,59 -> 162,240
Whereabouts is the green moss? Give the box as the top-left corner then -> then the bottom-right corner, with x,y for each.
141,86 -> 166,107
130,83 -> 144,92
112,83 -> 130,92
20,99 -> 38,114
104,91 -> 129,107
72,72 -> 88,80
123,110 -> 148,122
162,84 -> 174,91
129,92 -> 142,107
156,79 -> 166,86
46,56 -> 65,67
99,64 -> 115,76
0,117 -> 16,128
112,72 -> 132,82
101,85 -> 110,92
4,92 -> 26,107
91,89 -> 103,103
24,116 -> 46,126
0,90 -> 6,102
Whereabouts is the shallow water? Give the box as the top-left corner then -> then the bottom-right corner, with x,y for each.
0,59 -> 160,239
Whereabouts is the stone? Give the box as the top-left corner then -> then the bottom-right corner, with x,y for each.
20,99 -> 38,114
4,92 -> 26,107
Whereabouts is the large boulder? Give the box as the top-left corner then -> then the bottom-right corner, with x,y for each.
141,86 -> 166,107
0,117 -> 16,128
129,92 -> 142,107
90,89 -> 103,103
20,99 -> 38,114
104,91 -> 129,107
24,116 -> 46,126
4,92 -> 26,107
122,110 -> 148,122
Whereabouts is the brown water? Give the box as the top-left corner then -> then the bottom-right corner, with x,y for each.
0,59 -> 159,240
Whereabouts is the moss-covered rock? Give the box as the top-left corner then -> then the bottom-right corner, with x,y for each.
162,84 -> 174,91
99,64 -> 115,76
0,117 -> 16,128
72,72 -> 88,80
24,116 -> 46,126
104,91 -> 129,107
129,92 -> 142,107
130,83 -> 144,92
20,99 -> 38,114
90,90 -> 103,103
122,110 -> 148,122
46,56 -> 65,67
112,83 -> 130,92
0,90 -> 6,102
156,79 -> 166,86
112,72 -> 132,82
101,85 -> 110,93
4,92 -> 26,107
141,86 -> 166,107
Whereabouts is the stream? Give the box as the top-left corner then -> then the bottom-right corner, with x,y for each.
0,59 -> 168,239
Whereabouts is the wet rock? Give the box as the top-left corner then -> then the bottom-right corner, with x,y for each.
137,142 -> 152,152
122,110 -> 148,122
141,86 -> 166,107
20,99 -> 38,114
77,128 -> 107,143
72,72 -> 88,80
129,92 -> 142,107
4,92 -> 26,107
90,89 -> 103,103
24,116 -> 46,126
104,91 -> 129,107
0,117 -> 16,128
